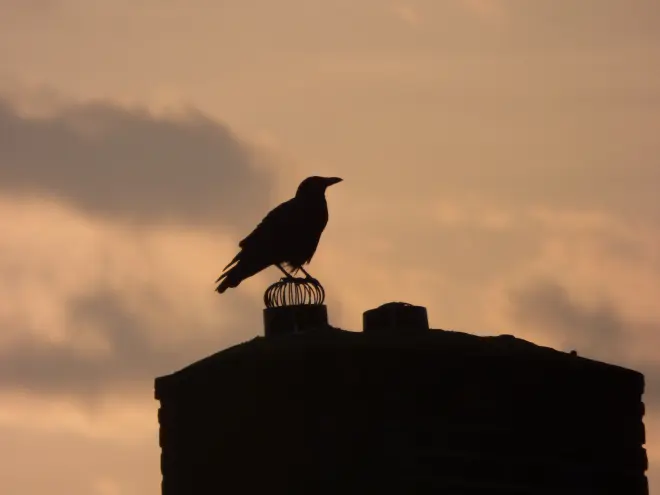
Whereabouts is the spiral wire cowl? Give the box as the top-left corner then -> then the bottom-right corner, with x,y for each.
264,277 -> 326,308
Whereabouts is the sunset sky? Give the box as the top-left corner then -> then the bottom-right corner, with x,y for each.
1,1 -> 660,493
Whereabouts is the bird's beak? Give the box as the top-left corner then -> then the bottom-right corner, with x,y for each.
325,177 -> 343,186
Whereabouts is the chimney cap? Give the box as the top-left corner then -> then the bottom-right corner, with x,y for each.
363,301 -> 429,335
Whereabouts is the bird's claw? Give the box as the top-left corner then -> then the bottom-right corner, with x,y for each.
278,274 -> 320,285
304,275 -> 320,285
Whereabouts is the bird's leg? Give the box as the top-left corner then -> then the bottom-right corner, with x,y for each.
276,264 -> 295,279
299,266 -> 319,283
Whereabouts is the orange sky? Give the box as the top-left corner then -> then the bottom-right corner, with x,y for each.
1,1 -> 660,493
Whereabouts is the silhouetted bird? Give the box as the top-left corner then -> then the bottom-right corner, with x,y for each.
215,176 -> 343,293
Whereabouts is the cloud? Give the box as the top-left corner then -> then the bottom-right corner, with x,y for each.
459,0 -> 506,23
455,1 -> 660,44
0,286 -> 262,402
389,4 -> 422,26
507,279 -> 660,411
0,198 -> 268,403
0,96 -> 274,229
0,422 -> 158,495
1,0 -> 57,19
509,280 -> 626,358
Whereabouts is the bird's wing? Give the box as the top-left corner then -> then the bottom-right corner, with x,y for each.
238,197 -> 299,250
215,198 -> 302,285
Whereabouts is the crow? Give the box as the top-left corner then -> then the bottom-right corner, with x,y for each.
215,176 -> 342,293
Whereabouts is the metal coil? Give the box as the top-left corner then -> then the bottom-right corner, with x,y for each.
264,277 -> 326,308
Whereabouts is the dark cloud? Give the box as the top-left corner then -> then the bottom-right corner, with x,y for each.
0,288 -> 263,402
0,97 -> 274,229
509,280 -> 626,361
509,279 -> 660,408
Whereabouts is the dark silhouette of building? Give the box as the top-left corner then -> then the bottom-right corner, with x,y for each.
155,303 -> 648,494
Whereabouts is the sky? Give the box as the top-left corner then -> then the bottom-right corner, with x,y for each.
1,0 -> 659,492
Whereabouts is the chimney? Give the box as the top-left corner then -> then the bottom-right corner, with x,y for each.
261,277 -> 330,337
155,303 -> 649,494
263,304 -> 329,337
363,301 -> 429,335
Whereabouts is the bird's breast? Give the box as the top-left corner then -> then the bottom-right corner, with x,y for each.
284,199 -> 329,266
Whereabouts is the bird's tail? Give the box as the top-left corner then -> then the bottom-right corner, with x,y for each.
215,268 -> 240,294
215,259 -> 265,294
215,278 -> 234,294
215,253 -> 241,293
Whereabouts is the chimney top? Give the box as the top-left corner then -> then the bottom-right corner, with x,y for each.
263,304 -> 329,337
363,301 -> 429,335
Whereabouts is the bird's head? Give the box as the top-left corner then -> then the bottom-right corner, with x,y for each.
296,176 -> 343,197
